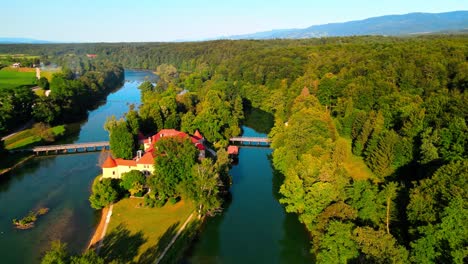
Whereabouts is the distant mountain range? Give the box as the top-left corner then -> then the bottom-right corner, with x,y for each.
2,11 -> 468,43
225,11 -> 468,40
0,38 -> 53,44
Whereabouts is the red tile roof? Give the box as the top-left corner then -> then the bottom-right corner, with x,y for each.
137,152 -> 154,165
115,159 -> 137,166
193,130 -> 203,140
228,145 -> 239,155
195,142 -> 205,150
102,156 -> 117,168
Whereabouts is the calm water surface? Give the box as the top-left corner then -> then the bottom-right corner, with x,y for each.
185,126 -> 313,263
0,69 -> 155,263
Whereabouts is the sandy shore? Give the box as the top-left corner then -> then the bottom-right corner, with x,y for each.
87,206 -> 110,250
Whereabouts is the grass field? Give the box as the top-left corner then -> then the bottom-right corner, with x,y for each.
40,70 -> 56,81
0,54 -> 40,59
341,138 -> 376,181
5,125 -> 66,150
0,67 -> 36,89
101,198 -> 195,264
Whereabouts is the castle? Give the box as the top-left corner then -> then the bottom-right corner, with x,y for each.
101,129 -> 205,179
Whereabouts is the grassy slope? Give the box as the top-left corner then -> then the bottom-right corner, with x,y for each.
101,198 -> 194,264
341,138 -> 375,181
5,125 -> 66,150
0,67 -> 36,89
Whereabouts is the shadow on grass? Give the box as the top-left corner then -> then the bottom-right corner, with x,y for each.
158,220 -> 202,264
138,222 -> 180,264
138,219 -> 202,264
99,224 -> 147,264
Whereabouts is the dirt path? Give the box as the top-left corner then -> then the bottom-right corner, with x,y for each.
154,212 -> 194,264
87,205 -> 113,252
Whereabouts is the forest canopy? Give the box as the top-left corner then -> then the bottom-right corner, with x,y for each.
3,35 -> 467,262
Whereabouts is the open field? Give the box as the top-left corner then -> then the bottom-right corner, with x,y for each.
100,198 -> 194,264
0,67 -> 36,89
0,54 -> 40,59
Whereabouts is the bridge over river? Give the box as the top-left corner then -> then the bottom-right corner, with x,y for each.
32,141 -> 110,155
229,137 -> 270,146
28,137 -> 270,156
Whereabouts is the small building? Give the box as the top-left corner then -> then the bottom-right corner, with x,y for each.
227,145 -> 239,156
142,129 -> 205,158
12,63 -> 21,68
86,54 -> 97,59
102,151 -> 154,179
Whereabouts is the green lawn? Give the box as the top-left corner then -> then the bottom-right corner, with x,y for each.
5,125 -> 66,150
0,68 -> 36,89
100,198 -> 195,264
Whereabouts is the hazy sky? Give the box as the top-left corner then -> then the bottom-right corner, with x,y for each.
3,0 -> 468,42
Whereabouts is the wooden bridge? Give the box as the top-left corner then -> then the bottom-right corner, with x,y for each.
229,137 -> 270,146
32,141 -> 110,155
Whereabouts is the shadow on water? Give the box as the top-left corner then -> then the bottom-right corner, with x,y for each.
242,103 -> 274,134
270,156 -> 314,263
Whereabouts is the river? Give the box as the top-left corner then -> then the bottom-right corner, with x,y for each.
0,69 -> 312,264
185,126 -> 313,263
0,69 -> 156,264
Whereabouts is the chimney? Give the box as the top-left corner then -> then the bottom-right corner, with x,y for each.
136,150 -> 143,160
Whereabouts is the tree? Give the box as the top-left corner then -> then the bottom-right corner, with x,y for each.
70,251 -> 104,264
353,227 -> 408,263
41,241 -> 104,264
32,122 -> 55,142
153,137 -> 198,197
125,104 -> 140,136
316,221 -> 359,264
120,170 -> 146,196
108,120 -> 134,159
382,182 -> 399,234
33,97 -> 60,124
89,178 -> 122,209
37,77 -> 50,90
41,241 -> 69,264
366,130 -> 399,181
408,161 -> 468,263
138,80 -> 154,94
188,158 -> 222,216
419,127 -> 440,164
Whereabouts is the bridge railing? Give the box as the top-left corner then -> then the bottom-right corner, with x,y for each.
229,137 -> 270,145
32,141 -> 110,154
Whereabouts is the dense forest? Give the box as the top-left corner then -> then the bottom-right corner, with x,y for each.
0,58 -> 124,136
2,35 -> 467,263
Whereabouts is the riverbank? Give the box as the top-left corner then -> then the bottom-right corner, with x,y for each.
0,153 -> 34,176
0,123 -> 76,177
87,206 -> 111,250
0,69 -> 153,264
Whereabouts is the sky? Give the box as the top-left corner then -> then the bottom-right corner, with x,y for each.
3,0 -> 468,42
